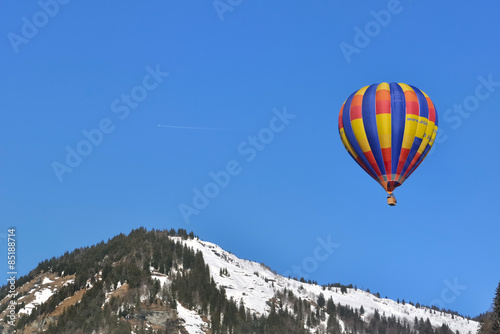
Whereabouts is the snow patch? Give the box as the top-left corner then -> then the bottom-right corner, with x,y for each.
18,287 -> 54,315
151,267 -> 170,288
42,277 -> 54,285
63,278 -> 75,286
176,301 -> 207,334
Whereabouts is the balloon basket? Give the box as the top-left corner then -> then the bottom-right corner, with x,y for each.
387,195 -> 397,206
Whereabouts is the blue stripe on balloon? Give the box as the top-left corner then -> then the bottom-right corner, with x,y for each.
362,84 -> 387,179
390,83 -> 406,176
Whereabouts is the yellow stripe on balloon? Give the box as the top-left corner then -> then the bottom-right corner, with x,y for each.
376,114 -> 391,149
377,82 -> 390,91
356,85 -> 370,95
414,115 -> 429,139
429,125 -> 438,146
402,115 -> 418,149
340,128 -> 358,159
417,120 -> 434,154
398,83 -> 413,92
351,118 -> 371,153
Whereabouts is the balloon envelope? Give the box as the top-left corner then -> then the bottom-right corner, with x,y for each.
338,82 -> 438,194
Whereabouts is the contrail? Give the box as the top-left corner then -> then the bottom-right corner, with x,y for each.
158,125 -> 249,131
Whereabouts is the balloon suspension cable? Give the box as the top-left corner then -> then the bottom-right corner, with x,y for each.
387,193 -> 397,206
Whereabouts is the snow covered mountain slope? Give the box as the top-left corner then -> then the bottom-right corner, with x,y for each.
172,236 -> 479,334
0,231 -> 480,334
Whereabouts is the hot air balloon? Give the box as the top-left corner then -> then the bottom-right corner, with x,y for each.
338,83 -> 438,206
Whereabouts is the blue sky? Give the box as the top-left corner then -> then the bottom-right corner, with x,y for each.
1,0 -> 499,318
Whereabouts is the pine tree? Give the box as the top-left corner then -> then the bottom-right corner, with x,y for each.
326,297 -> 335,315
318,293 -> 326,308
479,281 -> 500,334
493,280 -> 500,333
327,313 -> 342,334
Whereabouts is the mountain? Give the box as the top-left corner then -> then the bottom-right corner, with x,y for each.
0,228 -> 479,334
